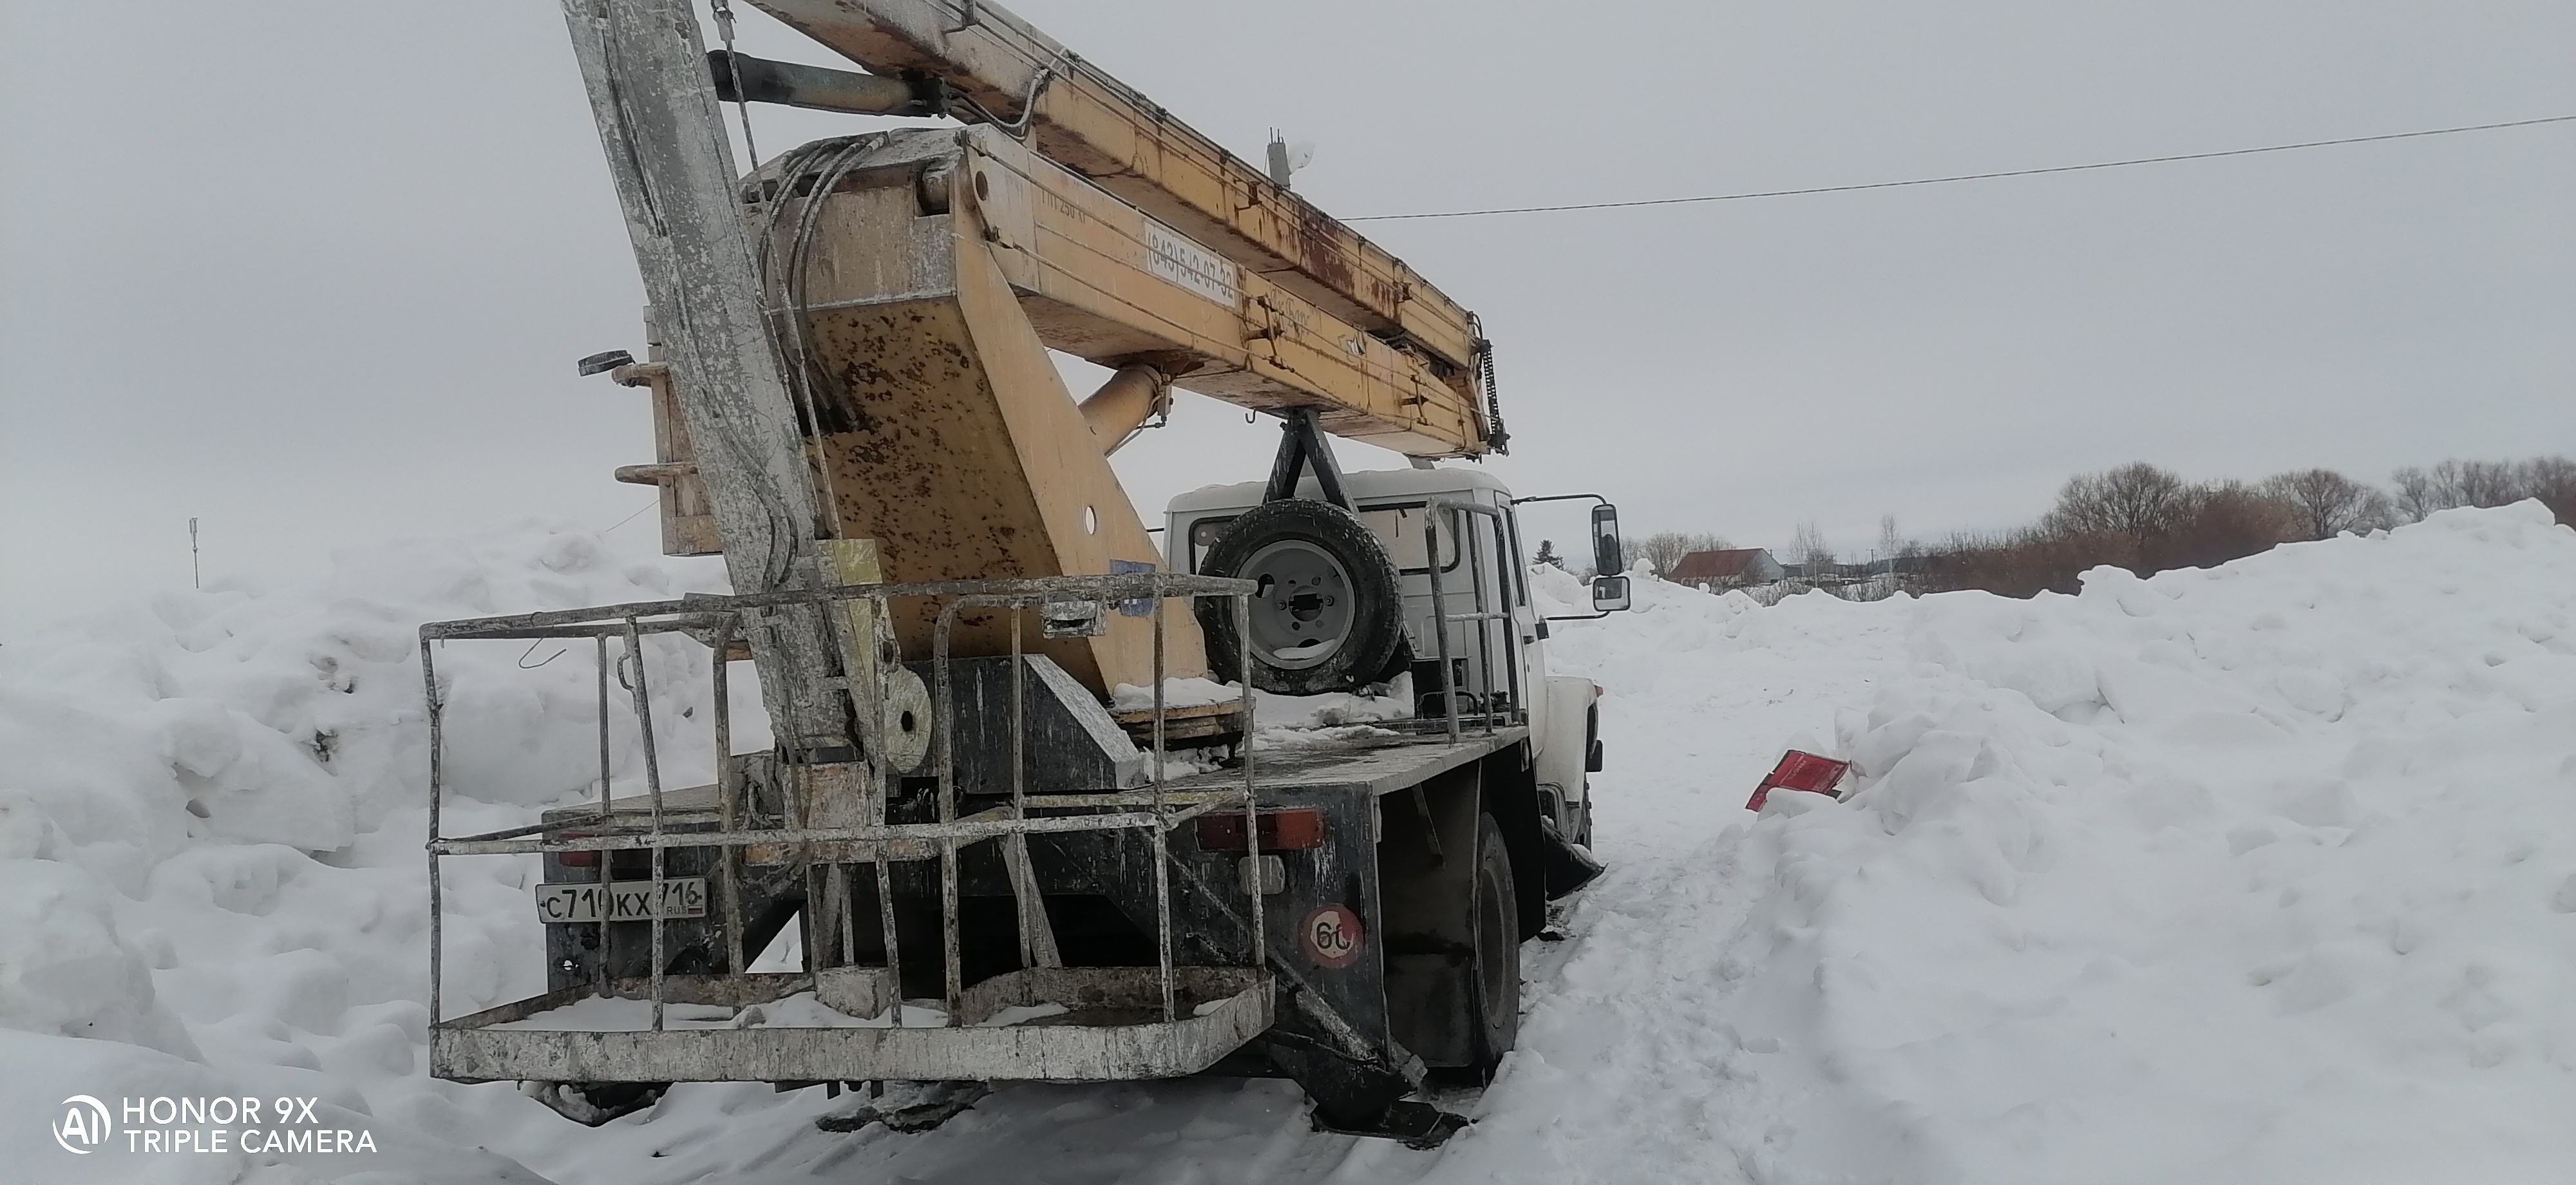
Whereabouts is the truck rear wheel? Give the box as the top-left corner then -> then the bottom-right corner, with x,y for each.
1468,812 -> 1521,1078
1196,499 -> 1407,696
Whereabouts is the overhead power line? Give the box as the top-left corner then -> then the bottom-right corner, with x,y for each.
1346,114 -> 2576,222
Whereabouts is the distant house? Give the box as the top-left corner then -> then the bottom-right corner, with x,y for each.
1781,560 -> 1870,584
1666,548 -> 1783,591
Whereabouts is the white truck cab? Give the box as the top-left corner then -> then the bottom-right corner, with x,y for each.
1166,467 -> 1627,848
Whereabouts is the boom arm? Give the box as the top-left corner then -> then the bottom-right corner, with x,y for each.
580,0 -> 1507,703
966,128 -> 1481,457
747,0 -> 1497,457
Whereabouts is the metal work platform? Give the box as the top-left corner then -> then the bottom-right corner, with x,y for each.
421,572 -> 1273,1090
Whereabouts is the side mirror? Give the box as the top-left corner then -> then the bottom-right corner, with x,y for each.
1591,574 -> 1632,612
1591,503 -> 1623,575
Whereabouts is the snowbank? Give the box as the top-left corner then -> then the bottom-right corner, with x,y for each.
4,505 -> 2570,1184
0,522 -> 724,1183
1439,503 -> 2576,1184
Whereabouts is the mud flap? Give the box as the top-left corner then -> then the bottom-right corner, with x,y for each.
1311,1099 -> 1472,1150
1538,815 -> 1605,896
1261,989 -> 1421,1129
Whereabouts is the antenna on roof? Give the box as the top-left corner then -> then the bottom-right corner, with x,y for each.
1265,130 -> 1313,189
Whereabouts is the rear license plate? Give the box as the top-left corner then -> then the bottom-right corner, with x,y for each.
535,878 -> 708,924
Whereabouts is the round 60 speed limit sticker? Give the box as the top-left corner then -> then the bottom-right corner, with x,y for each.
1300,904 -> 1364,968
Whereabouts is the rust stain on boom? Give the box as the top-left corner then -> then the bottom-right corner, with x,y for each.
1293,204 -> 1357,298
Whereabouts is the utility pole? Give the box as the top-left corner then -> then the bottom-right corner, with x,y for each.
189,518 -> 201,590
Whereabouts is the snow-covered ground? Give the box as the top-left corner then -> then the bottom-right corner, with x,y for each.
5,504 -> 2572,1183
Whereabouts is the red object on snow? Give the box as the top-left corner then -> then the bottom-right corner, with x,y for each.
1746,750 -> 1852,811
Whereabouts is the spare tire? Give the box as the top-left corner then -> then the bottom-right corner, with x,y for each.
1196,499 -> 1408,696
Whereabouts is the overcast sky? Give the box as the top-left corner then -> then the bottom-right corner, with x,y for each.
3,1 -> 2570,634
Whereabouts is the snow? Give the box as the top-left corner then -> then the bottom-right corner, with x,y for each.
976,1002 -> 1072,1029
489,994 -> 943,1032
1448,504 -> 2576,1185
1114,673 -> 1415,754
3,504 -> 2572,1182
1251,674 -> 1416,732
0,524 -> 723,1183
1113,674 -> 1414,729
1111,677 -> 1245,711
492,999 -> 752,1032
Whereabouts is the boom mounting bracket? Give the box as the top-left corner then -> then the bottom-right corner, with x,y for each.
1262,408 -> 1352,511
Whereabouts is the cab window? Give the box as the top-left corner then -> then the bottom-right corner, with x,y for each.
1188,506 -> 1459,574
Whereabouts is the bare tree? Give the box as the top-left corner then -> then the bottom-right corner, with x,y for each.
2150,480 -> 2301,570
1929,453 -> 2576,601
2042,463 -> 2195,540
2419,459 -> 2474,515
2520,456 -> 2576,523
2458,459 -> 2524,507
1876,514 -> 1904,563
1633,531 -> 1732,576
2259,469 -> 2396,540
1788,520 -> 1834,572
2392,456 -> 2576,522
2390,466 -> 2450,522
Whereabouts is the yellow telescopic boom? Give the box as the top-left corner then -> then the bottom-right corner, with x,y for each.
748,0 -> 1497,457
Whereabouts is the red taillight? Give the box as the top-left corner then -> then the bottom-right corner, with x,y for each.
554,833 -> 598,867
1195,808 -> 1326,853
